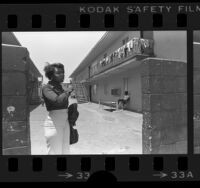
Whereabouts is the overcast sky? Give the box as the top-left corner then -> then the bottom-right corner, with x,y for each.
14,32 -> 106,83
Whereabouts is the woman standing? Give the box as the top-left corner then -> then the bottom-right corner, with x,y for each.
42,63 -> 72,155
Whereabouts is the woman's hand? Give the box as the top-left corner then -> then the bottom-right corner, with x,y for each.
64,88 -> 73,94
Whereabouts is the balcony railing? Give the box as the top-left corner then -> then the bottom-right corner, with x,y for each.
90,37 -> 154,77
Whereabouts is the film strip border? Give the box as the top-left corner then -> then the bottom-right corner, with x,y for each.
0,155 -> 200,182
0,13 -> 191,29
0,3 -> 199,30
0,3 -> 200,182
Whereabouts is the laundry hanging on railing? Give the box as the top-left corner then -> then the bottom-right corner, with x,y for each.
97,37 -> 152,70
132,38 -> 141,54
140,38 -> 150,48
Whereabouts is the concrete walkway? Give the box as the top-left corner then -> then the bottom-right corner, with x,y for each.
30,102 -> 142,155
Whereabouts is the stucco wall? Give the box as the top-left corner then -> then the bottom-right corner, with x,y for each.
153,31 -> 187,62
142,58 -> 187,154
2,44 -> 31,155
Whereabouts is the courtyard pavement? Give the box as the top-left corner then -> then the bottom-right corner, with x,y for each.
30,102 -> 142,155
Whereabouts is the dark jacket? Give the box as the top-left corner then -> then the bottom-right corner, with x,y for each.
68,103 -> 79,127
42,80 -> 71,111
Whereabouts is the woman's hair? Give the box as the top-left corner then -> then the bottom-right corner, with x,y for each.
43,63 -> 64,80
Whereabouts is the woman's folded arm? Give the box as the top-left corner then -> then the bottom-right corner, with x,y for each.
42,86 -> 70,106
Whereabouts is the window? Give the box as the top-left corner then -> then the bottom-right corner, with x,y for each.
111,88 -> 121,96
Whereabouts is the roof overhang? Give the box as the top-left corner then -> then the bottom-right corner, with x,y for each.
69,31 -> 128,78
87,54 -> 150,82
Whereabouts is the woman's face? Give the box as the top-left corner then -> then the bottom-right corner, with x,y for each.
52,67 -> 65,83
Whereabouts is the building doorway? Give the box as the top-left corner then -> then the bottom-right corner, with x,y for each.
123,77 -> 128,92
89,85 -> 92,102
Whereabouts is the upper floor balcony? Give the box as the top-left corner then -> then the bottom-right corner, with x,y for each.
89,37 -> 154,78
